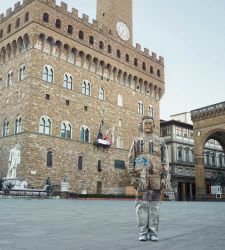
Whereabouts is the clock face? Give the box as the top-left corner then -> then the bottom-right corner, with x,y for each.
116,22 -> 130,41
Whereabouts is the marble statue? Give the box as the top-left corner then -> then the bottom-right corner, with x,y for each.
7,143 -> 21,179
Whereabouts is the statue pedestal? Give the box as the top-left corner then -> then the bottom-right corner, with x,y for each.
61,182 -> 69,192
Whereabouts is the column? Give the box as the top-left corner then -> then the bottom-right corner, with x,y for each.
195,155 -> 206,199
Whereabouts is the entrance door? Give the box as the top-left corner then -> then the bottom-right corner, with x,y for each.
97,181 -> 102,194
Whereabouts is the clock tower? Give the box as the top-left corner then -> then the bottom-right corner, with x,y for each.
96,0 -> 133,45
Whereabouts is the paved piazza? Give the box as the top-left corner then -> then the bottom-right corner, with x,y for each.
0,199 -> 224,250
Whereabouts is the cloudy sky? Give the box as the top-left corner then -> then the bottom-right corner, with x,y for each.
1,0 -> 225,119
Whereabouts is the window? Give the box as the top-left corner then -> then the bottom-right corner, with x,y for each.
117,94 -> 123,107
142,62 -> 146,70
7,24 -> 11,34
107,45 -> 112,53
89,36 -> 94,45
39,116 -> 51,135
80,126 -> 89,142
175,126 -> 182,136
55,19 -> 61,29
211,153 -> 215,166
78,155 -> 83,171
117,136 -> 123,149
148,105 -> 154,118
66,25 -> 73,34
177,147 -> 183,161
115,160 -> 125,169
43,65 -> 53,83
79,30 -> 84,40
46,94 -> 50,100
63,73 -> 73,89
15,117 -> 22,134
15,18 -> 20,28
24,12 -> 29,22
60,121 -> 72,139
134,58 -> 138,66
138,101 -> 144,114
47,151 -> 53,167
3,119 -> 9,136
66,100 -> 70,106
160,125 -> 171,136
99,41 -> 104,49
82,80 -> 90,96
157,69 -> 161,77
7,70 -> 13,86
98,160 -> 102,172
185,148 -> 190,162
99,87 -> 105,101
84,106 -> 88,111
19,65 -> 26,81
117,49 -> 121,58
126,54 -> 129,62
0,29 -> 3,39
43,13 -> 49,22
150,66 -> 154,74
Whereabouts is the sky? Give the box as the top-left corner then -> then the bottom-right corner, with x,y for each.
1,0 -> 225,120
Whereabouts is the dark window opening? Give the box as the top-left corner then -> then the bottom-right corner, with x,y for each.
66,100 -> 70,106
43,13 -> 49,23
7,24 -> 11,34
15,18 -> 20,28
46,94 -> 50,100
55,19 -> 61,29
98,160 -> 102,172
157,69 -> 161,77
24,12 -> 29,22
84,105 -> 88,111
78,155 -> 83,171
47,151 -> 53,167
79,30 -> 84,40
142,62 -> 146,70
99,41 -> 104,49
134,58 -> 138,66
0,29 -> 3,39
67,25 -> 73,34
89,36 -> 94,45
107,45 -> 112,53
150,66 -> 154,74
126,54 -> 129,62
117,49 -> 121,58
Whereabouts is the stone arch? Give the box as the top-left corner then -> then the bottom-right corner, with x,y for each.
6,43 -> 12,60
85,54 -> 92,71
153,85 -> 158,99
44,36 -> 54,54
117,69 -> 123,83
17,36 -> 24,53
106,64 -> 112,79
127,74 -> 132,87
77,51 -> 85,68
68,47 -> 77,64
93,57 -> 99,74
61,43 -> 70,61
52,40 -> 62,57
0,47 -> 6,63
11,40 -> 17,57
112,67 -> 118,82
99,60 -> 105,76
23,33 -> 31,50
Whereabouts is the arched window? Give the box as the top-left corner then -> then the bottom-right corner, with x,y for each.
117,94 -> 123,107
60,121 -> 72,139
157,69 -> 161,77
63,73 -> 73,89
82,80 -> 90,96
177,147 -> 183,161
78,155 -> 83,171
148,105 -> 154,118
134,58 -> 138,66
117,136 -> 123,149
7,70 -> 13,86
89,36 -> 94,45
142,62 -> 146,70
15,18 -> 20,28
107,45 -> 112,53
3,119 -> 9,136
47,151 -> 53,167
7,24 -> 11,34
99,87 -> 105,101
19,64 -> 26,81
126,54 -> 129,62
80,126 -> 89,142
150,66 -> 154,74
43,65 -> 53,83
138,101 -> 144,114
24,12 -> 29,22
0,29 -> 3,39
55,19 -> 61,29
99,41 -> 104,49
79,30 -> 84,40
15,116 -> 22,134
67,25 -> 73,34
43,13 -> 49,22
117,49 -> 121,58
39,116 -> 51,135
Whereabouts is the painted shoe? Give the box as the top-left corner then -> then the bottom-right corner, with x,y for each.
150,235 -> 159,241
139,235 -> 147,241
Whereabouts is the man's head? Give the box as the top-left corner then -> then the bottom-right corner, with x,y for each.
142,116 -> 154,134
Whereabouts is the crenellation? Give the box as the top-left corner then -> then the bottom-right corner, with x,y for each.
144,48 -> 150,57
92,19 -> 99,29
151,52 -> 157,60
71,8 -> 78,19
136,43 -> 141,51
159,56 -> 164,65
6,8 -> 13,16
60,1 -> 68,12
0,14 -> 4,22
46,0 -> 56,5
14,2 -> 21,11
82,14 -> 89,24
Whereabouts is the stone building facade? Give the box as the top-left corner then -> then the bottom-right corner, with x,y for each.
161,112 -> 225,201
0,0 -> 165,194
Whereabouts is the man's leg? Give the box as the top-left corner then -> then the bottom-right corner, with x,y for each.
135,199 -> 149,241
148,201 -> 160,241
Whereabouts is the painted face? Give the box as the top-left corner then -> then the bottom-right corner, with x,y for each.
143,119 -> 154,134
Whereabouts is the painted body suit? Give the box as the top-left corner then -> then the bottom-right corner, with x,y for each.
128,132 -> 169,239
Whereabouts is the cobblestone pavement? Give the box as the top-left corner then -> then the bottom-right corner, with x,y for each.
0,198 -> 224,250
